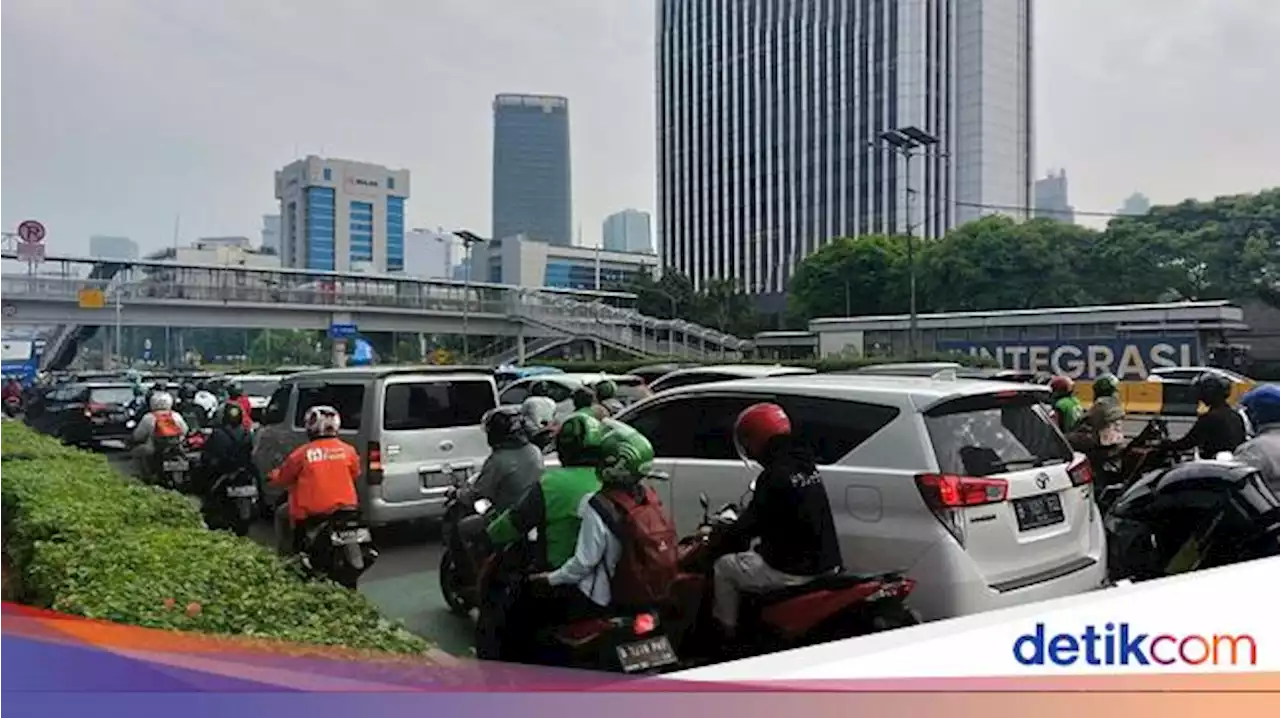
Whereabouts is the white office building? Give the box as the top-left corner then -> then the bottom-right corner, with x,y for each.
261,214 -> 281,253
603,209 -> 654,254
274,156 -> 411,273
89,235 -> 138,261
473,233 -> 660,291
657,0 -> 1033,304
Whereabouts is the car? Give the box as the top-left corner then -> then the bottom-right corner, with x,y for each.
1146,366 -> 1252,384
647,364 -> 816,394
231,374 -> 286,422
493,365 -> 564,390
614,373 -> 1108,622
23,381 -> 139,448
253,365 -> 499,526
497,372 -> 648,419
628,362 -> 701,386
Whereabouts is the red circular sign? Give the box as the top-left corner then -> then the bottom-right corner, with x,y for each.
17,220 -> 45,244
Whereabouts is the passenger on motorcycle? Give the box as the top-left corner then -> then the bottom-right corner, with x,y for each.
131,391 -> 189,475
3,377 -> 23,403
192,383 -> 219,420
521,395 -> 558,451
1087,373 -> 1126,447
268,405 -> 361,555
1164,373 -> 1247,458
594,380 -> 626,417
225,382 -> 254,430
177,383 -> 206,429
572,386 -> 606,419
713,403 -> 843,639
1048,376 -> 1085,433
1237,384 -> 1280,489
197,403 -> 255,495
469,406 -> 545,514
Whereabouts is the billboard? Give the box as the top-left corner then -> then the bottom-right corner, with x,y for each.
936,337 -> 1198,380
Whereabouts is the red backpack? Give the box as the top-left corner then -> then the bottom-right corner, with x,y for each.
590,485 -> 679,608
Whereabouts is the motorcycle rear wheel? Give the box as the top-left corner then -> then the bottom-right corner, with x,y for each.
439,550 -> 475,616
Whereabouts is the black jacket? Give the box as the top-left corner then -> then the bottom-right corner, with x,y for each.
202,426 -> 253,476
1167,404 -> 1247,457
724,438 -> 843,576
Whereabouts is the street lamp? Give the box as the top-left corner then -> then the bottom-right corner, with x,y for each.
452,230 -> 487,362
648,286 -> 680,357
876,126 -> 940,360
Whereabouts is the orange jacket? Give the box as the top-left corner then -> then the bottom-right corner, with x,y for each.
269,437 -> 360,523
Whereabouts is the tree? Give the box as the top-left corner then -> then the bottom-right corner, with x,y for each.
787,235 -> 910,320
696,278 -> 759,336
248,329 -> 323,366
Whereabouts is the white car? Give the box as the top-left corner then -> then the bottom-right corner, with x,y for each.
647,363 -> 815,394
1146,366 -> 1251,384
615,373 -> 1108,622
233,374 -> 286,420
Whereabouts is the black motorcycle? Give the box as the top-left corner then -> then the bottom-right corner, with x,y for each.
150,439 -> 192,492
201,466 -> 259,536
1102,460 -> 1280,583
439,477 -> 490,616
299,509 -> 379,589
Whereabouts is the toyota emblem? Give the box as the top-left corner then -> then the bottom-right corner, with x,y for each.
1035,473 -> 1050,490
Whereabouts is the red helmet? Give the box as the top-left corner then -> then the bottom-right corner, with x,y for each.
734,403 -> 792,464
1048,376 -> 1074,395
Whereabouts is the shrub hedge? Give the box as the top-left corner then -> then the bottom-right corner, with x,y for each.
0,422 -> 427,655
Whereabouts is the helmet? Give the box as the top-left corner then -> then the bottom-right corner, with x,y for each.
195,381 -> 209,393
597,419 -> 655,486
733,402 -> 792,464
303,405 -> 341,438
226,382 -> 243,399
179,383 -> 197,400
520,396 -> 556,429
483,406 -> 528,448
1194,372 -> 1231,405
1048,376 -> 1074,396
555,413 -> 603,466
595,379 -> 618,401
528,380 -> 550,398
1092,373 -> 1120,398
149,391 -> 174,412
1240,384 -> 1280,427
572,386 -> 596,411
222,402 -> 245,427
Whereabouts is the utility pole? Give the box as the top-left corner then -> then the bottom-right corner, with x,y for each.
877,126 -> 941,360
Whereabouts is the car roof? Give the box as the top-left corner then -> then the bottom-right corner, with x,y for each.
648,373 -> 1050,412
287,365 -> 495,382
533,372 -> 641,384
661,364 -> 816,379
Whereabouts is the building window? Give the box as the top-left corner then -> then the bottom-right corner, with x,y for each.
304,187 -> 336,271
386,196 -> 405,272
349,200 -> 374,264
387,177 -> 395,190
323,167 -> 332,181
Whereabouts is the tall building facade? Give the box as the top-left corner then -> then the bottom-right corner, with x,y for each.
261,214 -> 281,253
492,94 -> 572,246
89,235 -> 138,261
657,0 -> 1033,302
1119,192 -> 1151,216
1034,169 -> 1074,224
274,156 -> 410,273
603,209 -> 654,253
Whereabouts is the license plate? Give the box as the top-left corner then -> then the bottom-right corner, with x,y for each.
332,527 -> 373,545
1013,493 -> 1065,531
615,635 -> 677,673
226,485 -> 258,498
91,416 -> 107,424
163,459 -> 189,472
419,470 -> 448,488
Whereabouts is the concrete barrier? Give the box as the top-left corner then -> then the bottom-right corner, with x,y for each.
1073,380 -> 1256,417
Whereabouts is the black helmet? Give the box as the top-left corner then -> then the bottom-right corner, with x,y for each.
1194,372 -> 1231,405
483,406 -> 527,448
572,386 -> 596,410
226,381 -> 243,399
222,402 -> 244,427
528,380 -> 550,398
180,383 -> 197,400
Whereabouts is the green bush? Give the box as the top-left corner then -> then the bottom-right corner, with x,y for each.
1,423 -> 428,655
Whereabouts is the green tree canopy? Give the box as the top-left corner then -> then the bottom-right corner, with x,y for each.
787,235 -> 909,320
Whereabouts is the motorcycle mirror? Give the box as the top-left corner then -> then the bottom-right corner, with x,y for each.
474,498 -> 493,515
748,478 -> 757,493
698,492 -> 709,511
1214,451 -> 1235,462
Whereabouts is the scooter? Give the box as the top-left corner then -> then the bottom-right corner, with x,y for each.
298,509 -> 379,589
1088,418 -> 1171,511
201,466 -> 259,536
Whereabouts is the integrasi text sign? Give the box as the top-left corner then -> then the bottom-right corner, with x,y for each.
936,337 -> 1198,379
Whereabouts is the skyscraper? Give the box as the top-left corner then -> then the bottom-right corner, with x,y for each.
274,156 -> 410,273
492,94 -> 572,246
657,0 -> 1033,304
1034,170 -> 1075,224
1119,192 -> 1151,216
603,209 -> 654,254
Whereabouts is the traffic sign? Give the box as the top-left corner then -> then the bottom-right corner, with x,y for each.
16,220 -> 46,262
328,323 -> 359,339
78,288 -> 106,309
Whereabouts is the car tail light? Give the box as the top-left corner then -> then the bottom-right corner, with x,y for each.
366,441 -> 384,485
1068,456 -> 1093,486
915,473 -> 1009,547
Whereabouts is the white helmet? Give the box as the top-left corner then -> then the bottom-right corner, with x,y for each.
521,396 -> 556,428
303,405 -> 341,438
149,391 -> 174,411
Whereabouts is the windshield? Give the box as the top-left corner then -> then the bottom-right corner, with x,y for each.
239,379 -> 281,397
924,393 -> 1073,477
89,387 -> 136,406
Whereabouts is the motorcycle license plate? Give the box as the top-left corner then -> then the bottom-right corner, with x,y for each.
1013,493 -> 1064,531
226,485 -> 258,498
331,527 -> 373,546
615,635 -> 677,673
163,459 -> 189,472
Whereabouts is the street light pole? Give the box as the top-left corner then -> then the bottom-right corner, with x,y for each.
452,230 -> 487,363
878,126 -> 939,360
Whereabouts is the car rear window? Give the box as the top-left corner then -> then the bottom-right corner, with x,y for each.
294,384 -> 365,431
90,387 -> 135,406
924,392 -> 1072,477
383,380 -> 496,431
239,379 -> 281,397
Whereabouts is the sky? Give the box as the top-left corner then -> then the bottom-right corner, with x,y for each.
2,0 -> 1279,257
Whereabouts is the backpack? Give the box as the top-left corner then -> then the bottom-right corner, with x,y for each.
589,485 -> 679,608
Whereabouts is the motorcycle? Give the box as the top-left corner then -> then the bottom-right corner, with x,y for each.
1102,459 -> 1280,583
1086,418 -> 1172,511
439,472 -> 488,615
201,466 -> 259,536
298,508 -> 379,589
150,438 -> 192,492
4,395 -> 23,418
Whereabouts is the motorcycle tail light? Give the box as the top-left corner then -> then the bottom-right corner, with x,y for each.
633,613 -> 658,635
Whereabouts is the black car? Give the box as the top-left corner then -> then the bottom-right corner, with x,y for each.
25,382 -> 138,448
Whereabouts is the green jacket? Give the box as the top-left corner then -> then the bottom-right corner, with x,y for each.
1053,395 -> 1085,432
486,465 -> 602,570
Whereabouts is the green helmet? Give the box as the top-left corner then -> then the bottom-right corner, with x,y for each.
556,412 -> 604,467
1093,373 -> 1120,398
595,379 -> 618,401
597,419 -> 656,486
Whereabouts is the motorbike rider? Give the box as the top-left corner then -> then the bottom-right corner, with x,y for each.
467,406 -> 545,514
1162,373 -> 1247,458
131,391 -> 189,477
268,405 -> 361,556
572,385 -> 610,420
177,383 -> 206,429
197,402 -> 255,495
1086,373 -> 1126,447
521,395 -> 558,451
225,382 -> 254,430
1237,384 -> 1280,490
3,377 -> 23,405
712,403 -> 843,640
594,380 -> 626,417
1048,376 -> 1085,433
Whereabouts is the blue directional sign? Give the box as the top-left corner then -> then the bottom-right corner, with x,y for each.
328,323 -> 359,340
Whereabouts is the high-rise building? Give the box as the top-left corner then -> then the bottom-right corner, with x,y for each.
602,209 -> 654,254
1119,192 -> 1151,216
657,0 -> 1034,305
1034,170 -> 1075,224
492,94 -> 572,246
261,214 -> 281,253
89,235 -> 138,261
274,156 -> 410,273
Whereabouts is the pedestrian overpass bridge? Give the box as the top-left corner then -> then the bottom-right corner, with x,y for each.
0,253 -> 750,370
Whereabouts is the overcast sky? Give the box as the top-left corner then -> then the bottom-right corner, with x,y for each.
3,0 -> 1278,256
